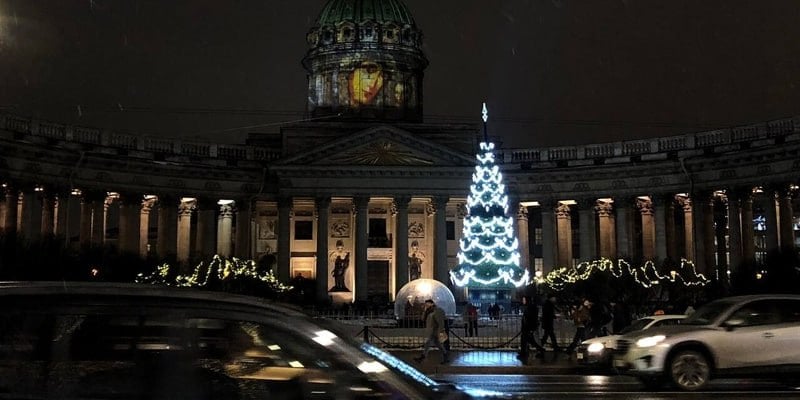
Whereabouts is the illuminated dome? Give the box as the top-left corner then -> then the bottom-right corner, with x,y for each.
316,0 -> 416,26
303,0 -> 428,122
394,279 -> 456,318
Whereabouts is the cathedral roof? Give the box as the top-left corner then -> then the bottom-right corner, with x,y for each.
316,0 -> 416,27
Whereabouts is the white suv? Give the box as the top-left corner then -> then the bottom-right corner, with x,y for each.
613,294 -> 800,391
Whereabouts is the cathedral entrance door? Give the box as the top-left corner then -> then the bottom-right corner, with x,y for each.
366,260 -> 389,300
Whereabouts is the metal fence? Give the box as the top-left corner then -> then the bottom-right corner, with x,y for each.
312,310 -> 578,350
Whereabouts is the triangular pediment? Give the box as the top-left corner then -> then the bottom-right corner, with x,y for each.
273,125 -> 475,167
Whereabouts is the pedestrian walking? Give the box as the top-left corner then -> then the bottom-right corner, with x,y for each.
565,299 -> 591,353
414,299 -> 449,364
540,295 -> 560,352
465,303 -> 479,337
517,296 -> 546,364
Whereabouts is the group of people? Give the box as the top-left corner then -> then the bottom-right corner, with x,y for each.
517,295 -> 560,363
413,295 -> 633,366
517,295 -> 631,363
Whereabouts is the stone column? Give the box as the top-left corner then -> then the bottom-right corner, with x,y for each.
778,187 -> 796,250
79,194 -> 93,246
432,195 -> 450,286
1,186 -> 18,234
651,194 -> 669,263
54,193 -> 71,240
235,199 -> 252,259
41,194 -> 56,237
217,202 -> 234,258
680,196 -> 694,261
195,198 -> 217,261
578,198 -> 597,262
393,195 -> 411,291
763,188 -> 780,255
157,196 -> 178,258
726,191 -> 743,273
315,196 -> 331,301
90,195 -> 107,246
277,197 -> 292,282
702,194 -> 716,276
177,198 -> 196,265
540,199 -> 557,273
638,197 -> 656,261
354,196 -> 370,302
596,200 -> 615,259
741,191 -> 756,264
555,202 -> 573,267
615,197 -> 633,260
140,197 -> 156,258
517,204 -> 531,274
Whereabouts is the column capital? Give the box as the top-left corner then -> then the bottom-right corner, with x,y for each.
141,197 -> 157,213
555,202 -> 571,218
595,199 -> 613,217
456,202 -> 468,218
178,199 -> 196,216
219,203 -> 235,217
636,197 -> 654,216
516,204 -> 529,220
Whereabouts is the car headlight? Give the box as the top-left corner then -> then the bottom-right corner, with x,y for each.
636,335 -> 666,348
587,342 -> 606,353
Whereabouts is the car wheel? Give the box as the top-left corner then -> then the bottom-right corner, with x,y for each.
669,350 -> 710,391
638,376 -> 664,390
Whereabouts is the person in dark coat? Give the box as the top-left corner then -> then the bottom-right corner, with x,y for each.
413,300 -> 449,364
517,296 -> 546,364
540,295 -> 560,352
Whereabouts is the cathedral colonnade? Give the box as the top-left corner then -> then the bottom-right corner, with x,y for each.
517,187 -> 799,282
2,181 -> 798,299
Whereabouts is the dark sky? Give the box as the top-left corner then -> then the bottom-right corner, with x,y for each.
1,0 -> 800,149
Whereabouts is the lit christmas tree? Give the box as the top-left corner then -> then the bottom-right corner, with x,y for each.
450,104 -> 530,288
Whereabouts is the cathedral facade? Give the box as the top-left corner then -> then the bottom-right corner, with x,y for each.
1,0 -> 799,305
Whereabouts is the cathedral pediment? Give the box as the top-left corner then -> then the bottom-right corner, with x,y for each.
273,125 -> 475,167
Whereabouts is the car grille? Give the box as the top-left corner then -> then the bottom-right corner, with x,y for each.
615,339 -> 631,355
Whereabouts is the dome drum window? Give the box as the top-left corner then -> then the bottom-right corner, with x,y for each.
338,22 -> 356,43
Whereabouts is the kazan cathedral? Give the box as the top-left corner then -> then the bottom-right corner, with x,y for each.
1,0 -> 799,306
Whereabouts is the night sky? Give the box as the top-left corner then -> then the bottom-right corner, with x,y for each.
1,0 -> 800,149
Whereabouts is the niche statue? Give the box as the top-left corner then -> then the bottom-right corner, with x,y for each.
329,240 -> 351,292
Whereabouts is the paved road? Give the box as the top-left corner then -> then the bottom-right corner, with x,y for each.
436,374 -> 800,399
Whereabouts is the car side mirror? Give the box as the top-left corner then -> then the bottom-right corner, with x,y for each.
723,318 -> 745,331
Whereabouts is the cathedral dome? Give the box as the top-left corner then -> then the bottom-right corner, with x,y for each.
303,0 -> 427,122
316,0 -> 416,27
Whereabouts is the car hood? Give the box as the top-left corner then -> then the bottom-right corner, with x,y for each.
582,334 -> 620,346
620,324 -> 712,340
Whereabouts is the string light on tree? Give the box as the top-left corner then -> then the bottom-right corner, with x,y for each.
450,103 -> 529,288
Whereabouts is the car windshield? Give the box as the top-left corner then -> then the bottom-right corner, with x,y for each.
683,299 -> 736,325
619,318 -> 653,334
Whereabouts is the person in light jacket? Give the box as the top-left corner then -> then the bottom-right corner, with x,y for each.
414,299 -> 449,364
